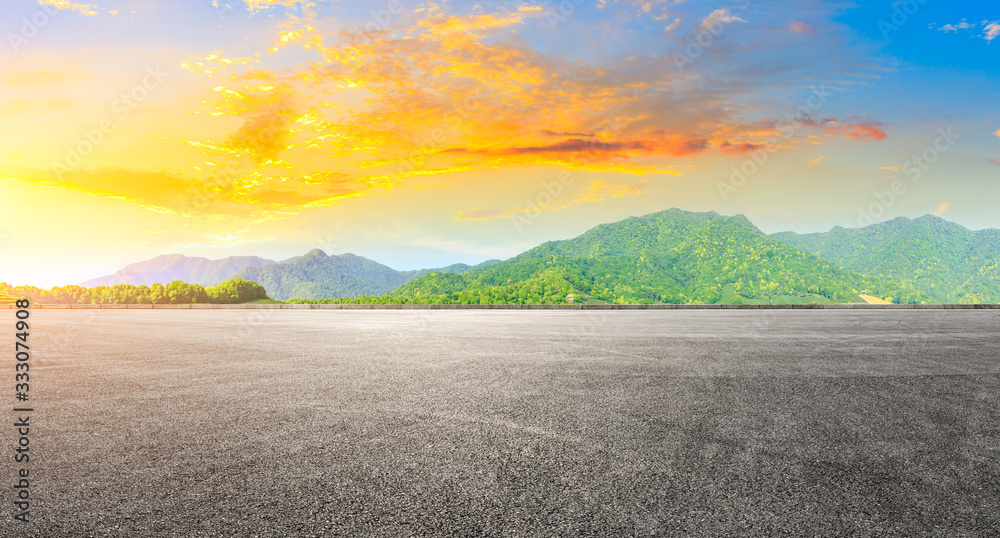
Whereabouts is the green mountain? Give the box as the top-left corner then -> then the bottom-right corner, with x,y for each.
230,249 -> 489,300
771,215 -> 1000,303
390,209 -> 923,305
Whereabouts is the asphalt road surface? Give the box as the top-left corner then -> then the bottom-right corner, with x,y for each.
5,309 -> 1000,536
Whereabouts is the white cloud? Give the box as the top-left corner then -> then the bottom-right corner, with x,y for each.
984,21 -> 1000,42
938,21 -> 973,32
937,19 -> 1000,43
700,9 -> 745,30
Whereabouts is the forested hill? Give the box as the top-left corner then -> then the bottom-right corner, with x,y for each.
516,209 -> 728,258
229,250 -> 408,300
390,209 -> 923,305
771,215 -> 1000,303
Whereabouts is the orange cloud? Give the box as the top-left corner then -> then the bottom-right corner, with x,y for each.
824,119 -> 887,141
790,114 -> 886,141
789,21 -> 815,34
806,156 -> 824,166
451,137 -> 708,158
719,141 -> 767,154
933,203 -> 950,216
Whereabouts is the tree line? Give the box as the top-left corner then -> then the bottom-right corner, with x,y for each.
0,278 -> 269,305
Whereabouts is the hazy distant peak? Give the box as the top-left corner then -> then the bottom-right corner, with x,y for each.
79,254 -> 277,287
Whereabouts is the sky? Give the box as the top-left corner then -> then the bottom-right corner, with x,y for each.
1,0 -> 998,287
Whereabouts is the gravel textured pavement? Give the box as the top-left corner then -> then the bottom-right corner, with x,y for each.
5,309 -> 1000,536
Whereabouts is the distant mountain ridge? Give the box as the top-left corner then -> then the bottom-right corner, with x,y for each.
232,250 -> 503,300
80,254 -> 276,287
770,215 -> 1000,303
77,210 -> 1000,304
81,250 -> 500,301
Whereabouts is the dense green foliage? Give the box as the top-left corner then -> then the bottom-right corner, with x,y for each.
207,278 -> 270,303
772,215 -> 1000,303
0,278 -> 268,304
384,209 -> 924,305
953,257 -> 1000,304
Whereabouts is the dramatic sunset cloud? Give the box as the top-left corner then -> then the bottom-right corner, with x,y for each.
1,0 -> 898,224
2,0 -> 999,286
